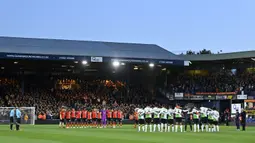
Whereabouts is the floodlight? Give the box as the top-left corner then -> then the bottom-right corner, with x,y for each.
82,60 -> 88,65
149,63 -> 154,67
14,61 -> 18,64
74,61 -> 79,64
112,61 -> 120,67
121,63 -> 125,65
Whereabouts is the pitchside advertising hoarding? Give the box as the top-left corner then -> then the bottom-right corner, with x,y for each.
176,92 -> 237,100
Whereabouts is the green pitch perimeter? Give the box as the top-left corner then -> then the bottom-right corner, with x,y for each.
0,125 -> 254,143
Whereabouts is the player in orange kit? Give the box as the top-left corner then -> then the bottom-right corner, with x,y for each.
92,109 -> 98,127
65,109 -> 71,128
107,109 -> 113,128
59,108 -> 66,128
112,109 -> 118,128
76,109 -> 82,128
134,109 -> 138,128
117,109 -> 123,128
81,108 -> 87,128
87,110 -> 92,128
97,110 -> 102,128
71,108 -> 76,128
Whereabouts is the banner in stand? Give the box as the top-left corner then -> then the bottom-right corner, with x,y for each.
203,95 -> 216,100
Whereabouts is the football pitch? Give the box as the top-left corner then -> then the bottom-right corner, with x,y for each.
0,125 -> 254,143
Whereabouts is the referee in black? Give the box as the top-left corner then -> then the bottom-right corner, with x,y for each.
240,108 -> 246,131
9,108 -> 15,130
235,109 -> 240,131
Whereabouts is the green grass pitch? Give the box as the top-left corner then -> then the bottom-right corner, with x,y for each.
0,125 -> 254,143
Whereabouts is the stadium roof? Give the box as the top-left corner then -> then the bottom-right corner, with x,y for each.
180,51 -> 255,61
0,36 -> 182,61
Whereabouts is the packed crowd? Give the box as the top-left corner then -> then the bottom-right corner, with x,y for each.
165,70 -> 255,94
0,77 -> 156,119
0,69 -> 255,120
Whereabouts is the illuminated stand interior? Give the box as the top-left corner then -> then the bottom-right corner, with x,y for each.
244,100 -> 255,116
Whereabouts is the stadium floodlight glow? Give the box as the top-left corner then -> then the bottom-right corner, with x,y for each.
149,63 -> 154,67
74,61 -> 79,64
82,60 -> 88,65
14,61 -> 18,64
112,61 -> 120,67
121,62 -> 125,65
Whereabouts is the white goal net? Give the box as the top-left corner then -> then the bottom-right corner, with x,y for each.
0,107 -> 35,125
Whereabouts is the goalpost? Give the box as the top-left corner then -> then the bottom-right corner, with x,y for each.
0,107 -> 36,125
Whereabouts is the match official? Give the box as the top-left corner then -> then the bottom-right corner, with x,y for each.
235,110 -> 240,131
15,107 -> 22,131
240,108 -> 246,131
9,108 -> 15,130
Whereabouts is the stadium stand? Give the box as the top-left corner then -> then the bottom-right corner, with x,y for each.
0,36 -> 255,123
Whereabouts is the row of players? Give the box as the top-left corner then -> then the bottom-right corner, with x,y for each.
59,108 -> 123,128
134,106 -> 219,133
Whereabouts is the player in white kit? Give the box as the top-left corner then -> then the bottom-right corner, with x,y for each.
152,107 -> 161,132
160,107 -> 168,132
212,109 -> 220,132
200,107 -> 209,132
167,107 -> 175,132
207,109 -> 214,132
191,107 -> 200,132
137,108 -> 145,132
174,105 -> 183,132
144,106 -> 153,132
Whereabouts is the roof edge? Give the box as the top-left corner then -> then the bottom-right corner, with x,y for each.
179,50 -> 255,61
0,36 -> 157,47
